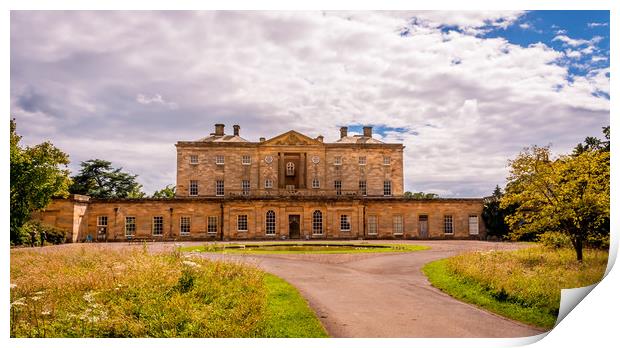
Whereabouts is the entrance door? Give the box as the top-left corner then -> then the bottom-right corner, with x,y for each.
289,215 -> 301,239
419,215 -> 428,238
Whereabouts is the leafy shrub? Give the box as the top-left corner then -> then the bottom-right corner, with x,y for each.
18,220 -> 67,246
586,234 -> 610,250
537,231 -> 571,249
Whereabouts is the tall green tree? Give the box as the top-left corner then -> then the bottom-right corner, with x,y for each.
10,119 -> 71,244
501,145 -> 609,261
152,184 -> 176,198
481,185 -> 513,239
70,159 -> 145,199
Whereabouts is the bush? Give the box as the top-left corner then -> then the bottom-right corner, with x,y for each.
537,231 -> 571,249
586,234 -> 610,250
19,220 -> 67,246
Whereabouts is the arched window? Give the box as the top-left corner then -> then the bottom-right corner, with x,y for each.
312,210 -> 323,235
286,162 -> 295,176
265,210 -> 276,235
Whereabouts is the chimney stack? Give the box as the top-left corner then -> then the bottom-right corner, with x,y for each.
363,126 -> 372,138
214,123 -> 225,136
316,135 -> 324,142
233,124 -> 240,136
340,126 -> 348,139
259,137 -> 266,142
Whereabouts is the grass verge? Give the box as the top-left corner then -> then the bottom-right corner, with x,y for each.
10,245 -> 327,337
422,246 -> 607,329
181,242 -> 428,254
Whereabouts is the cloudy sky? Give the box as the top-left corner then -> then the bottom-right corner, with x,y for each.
10,11 -> 610,197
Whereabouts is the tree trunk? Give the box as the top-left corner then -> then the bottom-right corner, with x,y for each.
574,237 -> 583,261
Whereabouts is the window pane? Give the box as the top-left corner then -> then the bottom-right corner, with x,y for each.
208,216 -> 218,234
313,210 -> 323,234
265,210 -> 276,235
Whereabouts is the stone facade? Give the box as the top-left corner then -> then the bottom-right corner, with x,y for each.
36,196 -> 485,242
34,124 -> 486,242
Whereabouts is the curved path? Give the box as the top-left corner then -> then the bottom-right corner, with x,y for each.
194,240 -> 547,338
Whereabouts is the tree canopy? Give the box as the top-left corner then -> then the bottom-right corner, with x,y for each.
152,184 -> 176,198
481,185 -> 513,239
70,159 -> 145,199
404,191 -> 439,199
10,119 -> 71,244
501,142 -> 609,261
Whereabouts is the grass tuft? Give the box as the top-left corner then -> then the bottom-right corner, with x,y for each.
423,246 -> 607,329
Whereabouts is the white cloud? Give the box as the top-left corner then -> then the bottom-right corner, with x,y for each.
588,22 -> 608,28
136,93 -> 178,109
10,11 -> 609,196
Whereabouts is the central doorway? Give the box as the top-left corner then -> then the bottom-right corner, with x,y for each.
289,215 -> 301,239
418,215 -> 429,238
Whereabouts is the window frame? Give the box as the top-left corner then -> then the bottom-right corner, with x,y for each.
286,162 -> 295,176
125,216 -> 136,236
368,215 -> 378,235
334,180 -> 342,195
97,216 -> 108,227
189,154 -> 199,165
216,180 -> 224,196
359,180 -> 367,196
237,214 -> 248,232
334,156 -> 342,166
215,155 -> 225,165
312,177 -> 320,189
383,180 -> 392,196
383,156 -> 391,165
265,210 -> 276,235
207,216 -> 218,234
241,155 -> 251,165
152,216 -> 164,236
340,214 -> 351,232
468,215 -> 479,235
241,180 -> 250,195
393,215 -> 403,235
264,179 -> 273,189
444,215 -> 454,235
180,216 -> 191,236
358,156 -> 366,165
189,180 -> 199,196
312,210 -> 323,235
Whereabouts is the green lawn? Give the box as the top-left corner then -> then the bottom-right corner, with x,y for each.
423,246 -> 608,329
181,242 -> 428,254
10,246 -> 327,337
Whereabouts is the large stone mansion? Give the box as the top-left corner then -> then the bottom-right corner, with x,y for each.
35,124 -> 485,242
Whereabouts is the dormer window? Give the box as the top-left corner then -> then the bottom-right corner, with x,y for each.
286,162 -> 295,176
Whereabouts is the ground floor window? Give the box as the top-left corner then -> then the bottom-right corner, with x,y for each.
312,210 -> 323,234
152,216 -> 164,236
393,215 -> 403,235
265,179 -> 273,189
125,216 -> 136,236
469,215 -> 479,235
207,216 -> 218,234
444,215 -> 453,234
180,216 -> 191,236
368,215 -> 377,235
265,210 -> 276,235
340,214 -> 351,231
237,215 -> 248,232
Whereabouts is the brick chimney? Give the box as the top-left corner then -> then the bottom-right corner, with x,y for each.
363,126 -> 372,137
214,124 -> 225,136
340,126 -> 348,139
233,124 -> 240,136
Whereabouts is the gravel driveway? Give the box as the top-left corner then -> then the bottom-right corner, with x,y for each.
190,240 -> 548,338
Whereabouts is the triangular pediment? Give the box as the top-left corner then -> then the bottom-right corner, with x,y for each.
260,130 -> 323,146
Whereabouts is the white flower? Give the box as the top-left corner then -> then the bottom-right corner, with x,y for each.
31,296 -> 41,301
83,291 -> 98,303
41,310 -> 51,316
11,298 -> 26,307
10,283 -> 17,289
182,260 -> 199,268
34,290 -> 45,295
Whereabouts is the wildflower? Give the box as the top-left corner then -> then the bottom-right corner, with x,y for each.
182,260 -> 199,268
83,291 -> 98,303
10,283 -> 17,289
41,310 -> 51,316
31,296 -> 41,301
11,298 -> 26,307
34,290 -> 45,295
